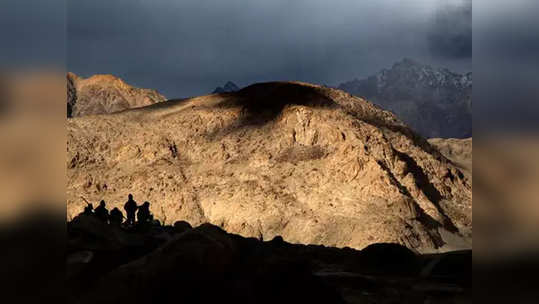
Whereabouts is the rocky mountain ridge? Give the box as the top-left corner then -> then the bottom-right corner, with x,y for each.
67,72 -> 166,117
338,59 -> 472,138
428,137 -> 472,177
67,81 -> 472,253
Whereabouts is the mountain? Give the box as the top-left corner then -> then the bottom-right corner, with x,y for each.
428,137 -> 472,177
213,81 -> 240,93
67,72 -> 166,117
67,81 -> 472,253
338,59 -> 472,138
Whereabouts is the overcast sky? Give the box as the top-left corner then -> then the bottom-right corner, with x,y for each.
0,1 -> 471,98
4,0 -> 539,130
64,0 -> 472,98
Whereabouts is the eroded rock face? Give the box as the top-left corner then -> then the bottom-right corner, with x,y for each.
67,72 -> 166,117
428,138 -> 472,176
67,81 -> 472,252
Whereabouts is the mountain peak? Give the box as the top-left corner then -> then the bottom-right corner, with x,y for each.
337,59 -> 472,138
224,81 -> 237,87
67,71 -> 80,81
395,57 -> 422,67
67,72 -> 166,117
213,81 -> 240,94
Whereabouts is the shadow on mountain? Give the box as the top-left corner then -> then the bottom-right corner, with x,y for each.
375,159 -> 447,248
65,211 -> 471,304
114,97 -> 192,115
358,113 -> 446,160
205,82 -> 447,164
393,149 -> 460,233
204,82 -> 336,140
235,82 -> 335,115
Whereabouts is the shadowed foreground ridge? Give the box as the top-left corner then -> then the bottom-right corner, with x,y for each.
67,81 -> 472,253
67,203 -> 471,304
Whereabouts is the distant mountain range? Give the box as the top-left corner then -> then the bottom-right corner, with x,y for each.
337,59 -> 472,138
213,81 -> 240,94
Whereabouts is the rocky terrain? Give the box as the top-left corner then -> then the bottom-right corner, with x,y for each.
213,81 -> 240,93
67,81 -> 472,253
338,59 -> 472,138
67,72 -> 166,117
429,138 -> 472,177
66,214 -> 471,304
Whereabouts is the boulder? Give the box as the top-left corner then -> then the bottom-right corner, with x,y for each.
353,243 -> 420,275
173,220 -> 193,234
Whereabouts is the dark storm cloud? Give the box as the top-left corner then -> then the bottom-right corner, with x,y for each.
474,0 -> 539,132
0,0 -> 65,67
427,0 -> 472,59
65,0 -> 471,98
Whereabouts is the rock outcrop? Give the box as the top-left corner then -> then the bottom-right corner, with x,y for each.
67,72 -> 166,117
67,81 -> 472,253
338,58 -> 472,138
428,138 -> 472,177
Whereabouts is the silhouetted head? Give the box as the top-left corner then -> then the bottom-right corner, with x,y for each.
143,201 -> 150,207
128,194 -> 133,200
100,200 -> 106,207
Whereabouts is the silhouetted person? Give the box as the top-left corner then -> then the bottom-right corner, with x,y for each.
137,201 -> 152,224
124,194 -> 138,226
82,203 -> 93,216
109,207 -> 123,226
94,200 -> 109,223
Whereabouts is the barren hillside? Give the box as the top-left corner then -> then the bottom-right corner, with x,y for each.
67,72 -> 166,117
67,81 -> 472,252
428,137 -> 472,175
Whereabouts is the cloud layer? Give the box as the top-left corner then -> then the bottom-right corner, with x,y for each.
65,0 -> 472,98
428,0 -> 472,59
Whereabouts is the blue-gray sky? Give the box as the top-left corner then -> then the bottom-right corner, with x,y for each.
3,0 -> 539,130
0,1 -> 472,98
64,0 -> 472,98
0,0 -> 65,67
473,0 -> 539,131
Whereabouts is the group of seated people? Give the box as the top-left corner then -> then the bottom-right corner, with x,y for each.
81,194 -> 153,226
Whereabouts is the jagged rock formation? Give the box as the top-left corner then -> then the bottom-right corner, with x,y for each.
213,81 -> 240,93
67,72 -> 166,117
428,138 -> 472,177
338,58 -> 472,138
67,81 -> 472,253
